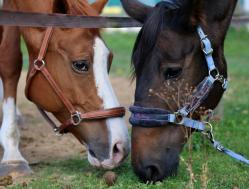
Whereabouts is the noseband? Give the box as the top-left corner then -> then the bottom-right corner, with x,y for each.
25,27 -> 125,134
130,26 -> 249,165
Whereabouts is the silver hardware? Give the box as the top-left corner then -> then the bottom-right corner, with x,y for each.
200,38 -> 213,55
209,68 -> 227,89
202,122 -> 216,143
222,79 -> 228,90
209,68 -> 220,79
174,112 -> 184,124
53,127 -> 63,137
34,59 -> 46,70
71,111 -> 82,126
202,45 -> 213,55
214,142 -> 224,152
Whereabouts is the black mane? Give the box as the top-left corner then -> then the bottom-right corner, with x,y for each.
131,0 -> 199,78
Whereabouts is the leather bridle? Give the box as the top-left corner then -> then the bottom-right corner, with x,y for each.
25,27 -> 125,134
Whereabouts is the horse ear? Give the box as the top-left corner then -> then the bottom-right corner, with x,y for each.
53,0 -> 68,14
91,0 -> 108,14
188,0 -> 205,27
55,0 -> 99,16
120,0 -> 153,23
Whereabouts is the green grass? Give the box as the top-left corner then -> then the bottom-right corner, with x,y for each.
13,28 -> 249,188
103,32 -> 136,77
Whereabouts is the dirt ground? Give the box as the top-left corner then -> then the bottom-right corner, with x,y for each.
0,71 -> 135,164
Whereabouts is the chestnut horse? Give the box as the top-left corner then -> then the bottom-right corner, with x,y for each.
121,0 -> 237,182
0,0 -> 130,177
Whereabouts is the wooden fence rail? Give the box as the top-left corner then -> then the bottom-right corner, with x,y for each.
232,15 -> 249,26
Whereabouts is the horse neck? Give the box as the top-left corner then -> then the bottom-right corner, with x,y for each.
202,0 -> 237,43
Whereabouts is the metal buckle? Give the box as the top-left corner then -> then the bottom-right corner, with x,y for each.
209,68 -> 219,79
202,47 -> 213,56
214,142 -> 224,152
53,127 -> 63,137
201,40 -> 213,55
209,68 -> 227,89
222,79 -> 228,90
174,112 -> 184,124
34,59 -> 45,70
202,122 -> 215,143
71,111 -> 82,126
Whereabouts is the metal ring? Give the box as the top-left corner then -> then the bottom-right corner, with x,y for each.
202,121 -> 215,142
203,121 -> 213,133
34,59 -> 45,70
174,112 -> 184,124
209,68 -> 219,80
71,111 -> 82,126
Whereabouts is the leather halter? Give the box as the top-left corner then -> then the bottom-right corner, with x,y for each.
25,27 -> 125,134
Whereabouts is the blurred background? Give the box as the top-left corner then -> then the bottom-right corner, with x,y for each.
96,0 -> 249,16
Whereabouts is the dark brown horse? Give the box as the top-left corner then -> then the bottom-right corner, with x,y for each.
0,0 -> 130,177
121,0 -> 237,182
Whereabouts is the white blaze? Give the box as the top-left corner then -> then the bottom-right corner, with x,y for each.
92,37 -> 130,162
0,79 -> 3,101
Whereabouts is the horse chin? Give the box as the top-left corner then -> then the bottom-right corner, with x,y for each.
87,152 -> 101,168
87,151 -> 122,170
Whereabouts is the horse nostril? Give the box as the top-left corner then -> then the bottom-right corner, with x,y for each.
89,149 -> 97,158
113,143 -> 120,154
145,165 -> 160,181
112,142 -> 125,163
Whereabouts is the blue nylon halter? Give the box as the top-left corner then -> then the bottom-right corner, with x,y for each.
129,26 -> 249,166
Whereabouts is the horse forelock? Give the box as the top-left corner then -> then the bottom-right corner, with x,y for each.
131,0 -> 205,79
64,0 -> 99,16
53,0 -> 100,35
66,0 -> 101,36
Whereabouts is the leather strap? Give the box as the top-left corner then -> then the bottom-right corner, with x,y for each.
37,106 -> 58,132
26,27 -> 77,114
37,27 -> 53,61
58,107 -> 126,134
25,27 -> 53,99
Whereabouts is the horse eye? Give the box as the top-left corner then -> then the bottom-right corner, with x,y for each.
72,60 -> 89,74
164,67 -> 182,80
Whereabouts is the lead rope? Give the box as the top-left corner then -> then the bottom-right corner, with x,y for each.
202,122 -> 249,165
195,27 -> 249,165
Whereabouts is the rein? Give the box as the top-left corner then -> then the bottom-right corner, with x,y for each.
129,26 -> 249,165
25,27 -> 125,134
